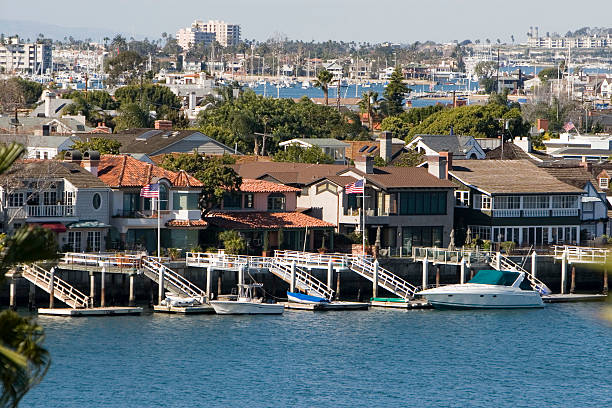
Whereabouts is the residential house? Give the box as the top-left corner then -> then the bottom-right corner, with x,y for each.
544,132 -> 612,161
205,179 -> 335,254
0,155 -> 111,252
344,132 -> 405,163
450,159 -> 584,247
0,134 -> 77,160
323,61 -> 344,81
278,138 -> 349,164
0,116 -> 92,135
601,78 -> 612,99
406,134 -> 486,159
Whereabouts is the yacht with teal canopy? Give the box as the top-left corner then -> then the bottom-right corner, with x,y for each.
417,270 -> 544,309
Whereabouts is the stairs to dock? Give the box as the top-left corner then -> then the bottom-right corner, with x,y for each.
348,257 -> 417,300
492,253 -> 551,295
267,258 -> 334,300
141,257 -> 207,303
20,264 -> 89,308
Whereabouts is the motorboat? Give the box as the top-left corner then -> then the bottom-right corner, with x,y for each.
287,291 -> 330,304
210,283 -> 284,315
417,270 -> 544,309
161,294 -> 201,307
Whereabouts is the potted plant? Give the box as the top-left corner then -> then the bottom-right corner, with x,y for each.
168,248 -> 181,261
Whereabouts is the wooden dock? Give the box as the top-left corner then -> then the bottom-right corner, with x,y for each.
370,299 -> 432,309
153,304 -> 215,314
37,307 -> 143,316
542,294 -> 608,303
280,301 -> 370,311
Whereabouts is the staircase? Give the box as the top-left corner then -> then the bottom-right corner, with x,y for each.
21,264 -> 89,308
267,258 -> 335,300
492,253 -> 551,295
141,257 -> 207,303
349,257 -> 417,300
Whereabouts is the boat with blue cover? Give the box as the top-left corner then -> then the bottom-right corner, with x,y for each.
286,291 -> 330,304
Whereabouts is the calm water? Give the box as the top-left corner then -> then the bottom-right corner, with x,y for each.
23,303 -> 611,407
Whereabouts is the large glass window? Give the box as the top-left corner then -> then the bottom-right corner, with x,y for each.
552,195 -> 578,208
402,226 -> 443,252
7,193 -> 23,207
523,195 -> 549,209
123,193 -> 139,213
223,193 -> 242,209
68,231 -> 81,252
455,191 -> 470,207
494,196 -> 520,209
267,193 -> 286,211
173,193 -> 200,210
399,191 -> 447,215
86,231 -> 101,252
159,184 -> 169,210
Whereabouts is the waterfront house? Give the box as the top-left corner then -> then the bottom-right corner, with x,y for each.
449,159 -> 584,247
406,134 -> 486,160
0,155 -> 111,252
205,179 -> 335,254
278,138 -> 349,164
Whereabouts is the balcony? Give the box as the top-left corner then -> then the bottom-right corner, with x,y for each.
6,205 -> 76,218
492,208 -> 580,218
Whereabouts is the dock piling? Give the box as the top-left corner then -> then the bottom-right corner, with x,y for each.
89,272 -> 95,307
290,261 -> 296,293
372,260 -> 379,298
206,266 -> 212,301
9,279 -> 16,310
435,266 -> 440,287
327,260 -> 333,289
158,265 -> 165,305
128,273 -> 135,306
28,282 -> 35,311
561,250 -> 568,294
49,267 -> 55,309
422,255 -> 428,290
460,257 -> 466,284
101,266 -> 106,308
604,268 -> 608,295
570,266 -> 576,294
531,251 -> 537,279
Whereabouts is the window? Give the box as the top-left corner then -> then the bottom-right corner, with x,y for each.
599,178 -> 609,189
481,195 -> 491,210
494,196 -> 520,209
159,184 -> 169,210
244,193 -> 254,209
455,191 -> 470,207
86,231 -> 101,252
267,193 -> 286,211
173,193 -> 200,210
552,195 -> 578,208
401,226 -> 443,252
316,182 -> 338,195
64,191 -> 74,206
223,193 -> 242,209
68,231 -> 81,252
469,225 -> 491,241
92,193 -> 101,210
35,151 -> 40,159
43,151 -> 48,159
398,191 -> 447,215
7,193 -> 23,207
583,201 -> 594,212
523,195 -> 549,209
123,193 -> 139,213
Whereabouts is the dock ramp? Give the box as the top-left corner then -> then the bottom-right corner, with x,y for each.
141,257 -> 207,303
349,256 -> 417,300
19,264 -> 89,308
492,253 -> 551,295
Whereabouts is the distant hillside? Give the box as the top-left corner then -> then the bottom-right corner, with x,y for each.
565,27 -> 612,37
0,19 -> 144,42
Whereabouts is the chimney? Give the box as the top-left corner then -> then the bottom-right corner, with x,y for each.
189,92 -> 197,110
355,155 -> 374,174
63,150 -> 82,164
154,120 -> 173,130
427,155 -> 446,179
379,131 -> 392,163
438,151 -> 453,179
579,156 -> 592,173
82,150 -> 100,177
44,91 -> 55,118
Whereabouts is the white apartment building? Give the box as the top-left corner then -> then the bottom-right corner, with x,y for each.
0,38 -> 52,74
527,35 -> 612,49
176,19 -> 240,49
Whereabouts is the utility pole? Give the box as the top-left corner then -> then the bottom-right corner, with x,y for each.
496,48 -> 500,93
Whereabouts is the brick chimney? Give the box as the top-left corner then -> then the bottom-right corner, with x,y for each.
63,150 -> 82,164
355,155 -> 374,174
82,150 -> 100,177
154,120 -> 173,130
579,156 -> 592,173
439,151 -> 453,178
379,131 -> 392,163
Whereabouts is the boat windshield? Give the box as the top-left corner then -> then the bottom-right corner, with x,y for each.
468,270 -> 520,286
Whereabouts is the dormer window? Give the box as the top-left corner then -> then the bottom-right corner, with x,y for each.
599,177 -> 609,189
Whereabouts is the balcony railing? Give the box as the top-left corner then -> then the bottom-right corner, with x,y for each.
6,205 -> 75,218
113,210 -> 155,218
344,208 -> 392,217
492,208 -> 580,217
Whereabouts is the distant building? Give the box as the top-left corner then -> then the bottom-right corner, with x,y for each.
0,38 -> 52,74
527,34 -> 612,49
278,138 -> 349,164
406,134 -> 486,160
176,19 -> 240,49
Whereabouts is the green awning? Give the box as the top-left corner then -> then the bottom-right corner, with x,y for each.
65,220 -> 110,229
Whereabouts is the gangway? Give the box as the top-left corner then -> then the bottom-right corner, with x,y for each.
348,256 -> 417,300
141,257 -> 207,303
267,258 -> 334,300
18,264 -> 89,308
492,253 -> 551,295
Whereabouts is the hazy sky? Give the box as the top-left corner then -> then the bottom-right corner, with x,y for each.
2,0 -> 612,43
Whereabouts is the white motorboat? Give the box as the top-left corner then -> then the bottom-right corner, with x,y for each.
210,283 -> 284,315
417,270 -> 544,309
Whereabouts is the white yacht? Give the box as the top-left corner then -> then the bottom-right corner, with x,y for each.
210,284 -> 284,315
417,270 -> 544,309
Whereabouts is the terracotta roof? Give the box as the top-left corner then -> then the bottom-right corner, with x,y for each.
96,155 -> 203,188
240,179 -> 300,193
0,160 -> 108,189
166,219 -> 208,228
205,211 -> 335,230
450,160 -> 584,194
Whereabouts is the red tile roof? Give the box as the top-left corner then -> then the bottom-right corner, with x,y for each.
166,219 -> 208,228
205,211 -> 334,230
240,179 -> 300,193
96,155 -> 203,188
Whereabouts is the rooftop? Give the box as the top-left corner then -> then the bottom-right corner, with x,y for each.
0,160 -> 107,189
205,211 -> 335,230
412,134 -> 478,157
240,179 -> 300,193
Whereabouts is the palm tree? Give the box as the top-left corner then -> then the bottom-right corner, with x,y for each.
0,142 -> 57,408
358,91 -> 379,131
313,70 -> 334,105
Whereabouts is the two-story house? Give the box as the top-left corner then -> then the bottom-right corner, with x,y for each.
450,159 -> 584,247
0,155 -> 111,252
205,179 -> 335,254
406,134 -> 486,160
278,138 -> 350,164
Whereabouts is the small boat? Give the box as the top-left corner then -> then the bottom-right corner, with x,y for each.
210,283 -> 284,315
417,270 -> 544,309
287,291 -> 330,304
161,294 -> 201,307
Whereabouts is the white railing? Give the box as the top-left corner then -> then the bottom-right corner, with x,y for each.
551,208 -> 579,217
62,252 -> 142,268
21,264 -> 89,308
493,253 -> 551,295
522,209 -> 549,217
273,250 -> 354,269
349,257 -> 417,300
553,245 -> 609,264
141,257 -> 206,302
268,258 -> 334,300
412,247 -> 494,265
492,209 -> 521,217
6,204 -> 76,218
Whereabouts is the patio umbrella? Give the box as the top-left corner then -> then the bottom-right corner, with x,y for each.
448,229 -> 455,250
465,227 -> 472,245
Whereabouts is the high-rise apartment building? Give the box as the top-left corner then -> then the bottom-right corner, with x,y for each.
176,19 -> 241,49
0,37 -> 52,73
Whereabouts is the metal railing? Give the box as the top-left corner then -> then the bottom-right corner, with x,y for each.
7,204 -> 75,218
553,245 -> 609,264
62,252 -> 142,268
412,247 -> 494,265
492,253 -> 551,295
21,264 -> 89,308
141,257 -> 206,302
349,257 -> 417,300
268,258 -> 334,300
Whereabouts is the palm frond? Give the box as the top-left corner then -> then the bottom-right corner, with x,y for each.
0,143 -> 25,176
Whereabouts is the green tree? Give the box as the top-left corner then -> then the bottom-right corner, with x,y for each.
358,91 -> 379,131
114,103 -> 152,131
538,67 -> 559,83
218,230 -> 246,255
273,145 -> 334,164
114,84 -> 181,119
104,51 -> 144,86
394,149 -> 425,167
13,78 -> 42,106
382,66 -> 408,116
0,143 -> 58,407
160,152 -> 242,214
71,138 -> 121,154
313,70 -> 334,106
380,116 -> 411,140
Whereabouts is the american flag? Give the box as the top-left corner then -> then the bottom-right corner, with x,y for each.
140,183 -> 159,198
563,121 -> 575,132
345,179 -> 364,194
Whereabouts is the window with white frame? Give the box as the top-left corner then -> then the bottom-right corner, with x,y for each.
469,225 -> 491,241
454,191 -> 470,207
481,195 -> 491,210
552,195 -> 579,208
7,192 -> 24,207
599,177 -> 609,189
68,231 -> 81,252
86,231 -> 101,252
523,195 -> 549,209
494,195 -> 520,209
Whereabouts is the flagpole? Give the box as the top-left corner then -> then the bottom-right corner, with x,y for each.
157,196 -> 161,259
362,177 -> 366,257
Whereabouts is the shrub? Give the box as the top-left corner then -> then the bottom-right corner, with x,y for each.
500,241 -> 516,254
219,230 -> 246,255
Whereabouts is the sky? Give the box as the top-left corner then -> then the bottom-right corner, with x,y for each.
1,0 -> 612,44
